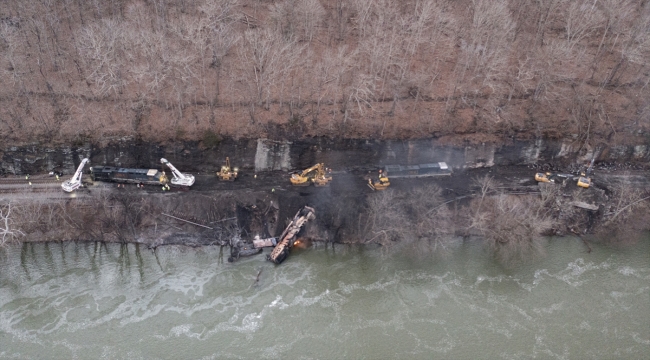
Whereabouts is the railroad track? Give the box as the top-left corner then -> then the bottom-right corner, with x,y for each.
0,178 -> 61,185
0,187 -> 62,194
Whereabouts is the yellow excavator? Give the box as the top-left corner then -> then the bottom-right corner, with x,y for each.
577,157 -> 596,188
217,157 -> 238,181
367,170 -> 390,191
535,172 -> 553,183
290,163 -> 332,187
535,172 -> 567,183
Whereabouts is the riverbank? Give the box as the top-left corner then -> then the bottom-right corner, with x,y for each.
2,138 -> 649,259
2,162 -> 649,267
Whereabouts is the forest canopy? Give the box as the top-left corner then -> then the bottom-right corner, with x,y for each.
0,0 -> 648,143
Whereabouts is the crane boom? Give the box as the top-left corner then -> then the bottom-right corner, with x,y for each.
61,158 -> 89,192
160,158 -> 195,187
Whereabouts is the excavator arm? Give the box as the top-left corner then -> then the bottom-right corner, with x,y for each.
61,158 -> 89,192
290,163 -> 332,186
161,158 -> 195,187
299,164 -> 322,177
577,149 -> 600,189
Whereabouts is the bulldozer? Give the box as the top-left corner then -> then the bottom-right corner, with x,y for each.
367,170 -> 390,191
290,163 -> 332,187
217,157 -> 238,181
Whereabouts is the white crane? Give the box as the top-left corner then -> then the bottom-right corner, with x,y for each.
61,158 -> 90,192
160,158 -> 195,187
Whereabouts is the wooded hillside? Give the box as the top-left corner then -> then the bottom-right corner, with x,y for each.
1,0 -> 648,145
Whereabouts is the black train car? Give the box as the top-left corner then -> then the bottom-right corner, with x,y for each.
384,162 -> 451,178
90,166 -> 168,185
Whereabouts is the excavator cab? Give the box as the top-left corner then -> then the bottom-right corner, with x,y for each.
535,172 -> 553,183
217,157 -> 238,181
290,163 -> 332,187
368,170 -> 390,191
577,173 -> 591,188
576,155 -> 597,189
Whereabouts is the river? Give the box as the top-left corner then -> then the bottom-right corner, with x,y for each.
1,237 -> 648,359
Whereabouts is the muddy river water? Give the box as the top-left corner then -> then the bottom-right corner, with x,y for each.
1,237 -> 648,359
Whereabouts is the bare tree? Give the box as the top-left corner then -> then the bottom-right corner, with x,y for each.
0,202 -> 24,245
564,0 -> 605,50
360,184 -> 454,250
603,176 -> 650,229
236,28 -> 304,115
445,0 -> 515,121
184,0 -> 240,104
361,190 -> 408,246
0,20 -> 27,87
77,19 -> 126,96
270,0 -> 325,43
471,174 -> 499,215
473,194 -> 555,266
599,2 -> 650,87
406,184 -> 454,250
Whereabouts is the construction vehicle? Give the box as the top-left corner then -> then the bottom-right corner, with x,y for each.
290,163 -> 332,187
534,172 -> 573,184
577,157 -> 596,188
367,170 -> 390,191
160,158 -> 195,187
267,206 -> 316,264
535,172 -> 553,183
577,147 -> 601,189
217,157 -> 238,181
61,158 -> 90,192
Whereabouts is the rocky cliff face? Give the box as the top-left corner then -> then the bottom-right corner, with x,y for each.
2,137 -> 648,176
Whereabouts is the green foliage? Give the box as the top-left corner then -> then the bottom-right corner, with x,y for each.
202,130 -> 222,148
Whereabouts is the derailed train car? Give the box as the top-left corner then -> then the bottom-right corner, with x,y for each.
90,166 -> 168,185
